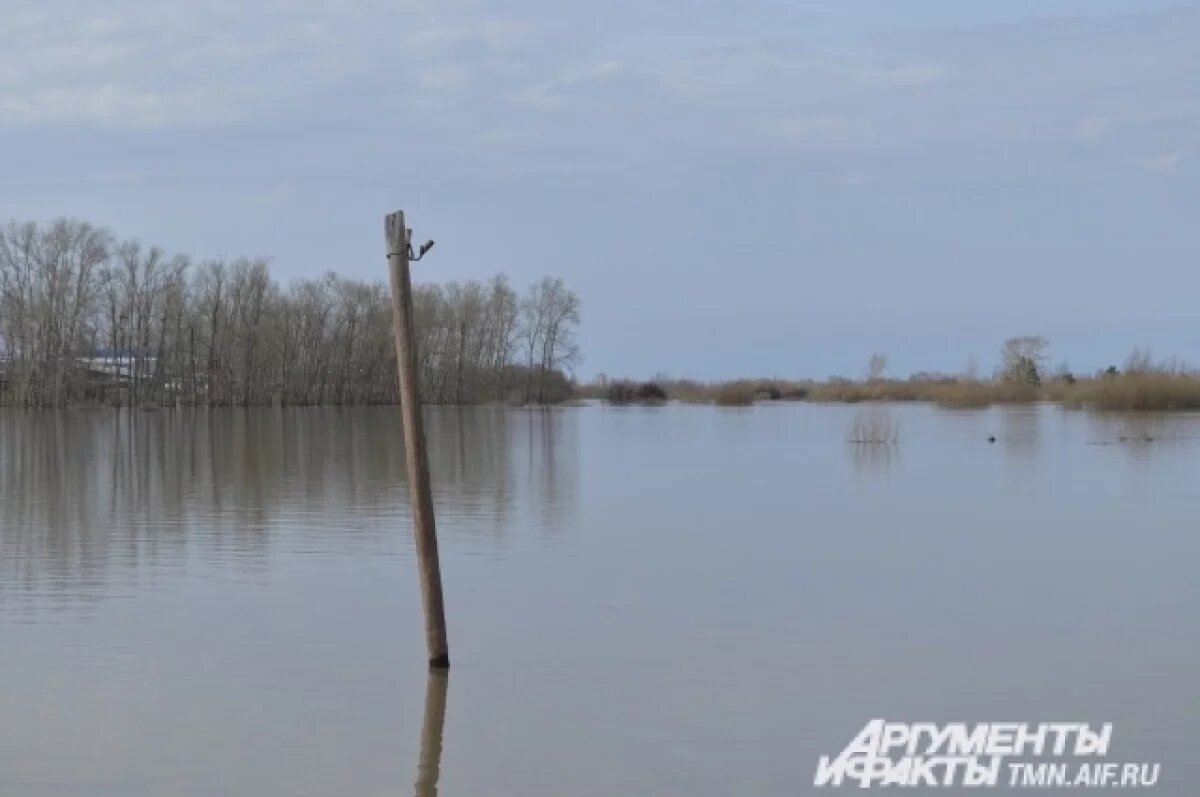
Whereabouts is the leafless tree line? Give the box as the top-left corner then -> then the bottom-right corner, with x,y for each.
0,218 -> 581,407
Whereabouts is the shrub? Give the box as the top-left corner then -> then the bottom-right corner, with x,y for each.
605,381 -> 637,404
757,384 -> 782,400
605,380 -> 667,405
779,385 -> 809,400
636,381 -> 668,403
715,382 -> 757,406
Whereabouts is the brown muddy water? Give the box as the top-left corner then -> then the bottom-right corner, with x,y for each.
0,404 -> 1196,795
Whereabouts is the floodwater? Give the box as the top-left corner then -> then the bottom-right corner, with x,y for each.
0,403 -> 1196,796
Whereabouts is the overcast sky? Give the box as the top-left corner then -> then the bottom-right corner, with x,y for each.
1,0 -> 1197,379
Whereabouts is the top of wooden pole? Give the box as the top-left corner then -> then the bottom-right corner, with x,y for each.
385,210 -> 407,254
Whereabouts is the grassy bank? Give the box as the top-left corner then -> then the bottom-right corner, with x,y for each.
577,371 -> 1200,412
576,378 -> 809,405
1050,372 -> 1200,411
801,377 -> 1051,407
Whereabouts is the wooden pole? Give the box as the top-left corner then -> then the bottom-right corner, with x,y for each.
386,210 -> 450,669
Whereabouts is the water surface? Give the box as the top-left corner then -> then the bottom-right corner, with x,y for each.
0,404 -> 1196,795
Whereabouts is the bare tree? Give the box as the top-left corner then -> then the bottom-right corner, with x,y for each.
866,353 -> 888,382
1000,335 -> 1049,384
0,219 -> 109,406
520,277 -> 581,403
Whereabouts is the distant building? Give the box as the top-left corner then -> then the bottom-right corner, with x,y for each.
80,348 -> 156,380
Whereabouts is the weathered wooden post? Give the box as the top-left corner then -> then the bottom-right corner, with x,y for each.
386,210 -> 450,669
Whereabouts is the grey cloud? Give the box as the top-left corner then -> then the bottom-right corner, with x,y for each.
1,0 -> 1198,379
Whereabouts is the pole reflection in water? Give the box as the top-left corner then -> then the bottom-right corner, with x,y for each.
414,670 -> 449,797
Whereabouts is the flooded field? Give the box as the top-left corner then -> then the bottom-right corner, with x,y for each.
0,403 -> 1196,795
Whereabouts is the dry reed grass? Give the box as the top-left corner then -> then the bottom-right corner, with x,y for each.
714,381 -> 758,406
929,380 -> 1040,408
808,379 -> 935,403
1056,372 -> 1200,411
579,365 -> 1200,413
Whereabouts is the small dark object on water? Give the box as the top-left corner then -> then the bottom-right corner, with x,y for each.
987,435 -> 996,443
